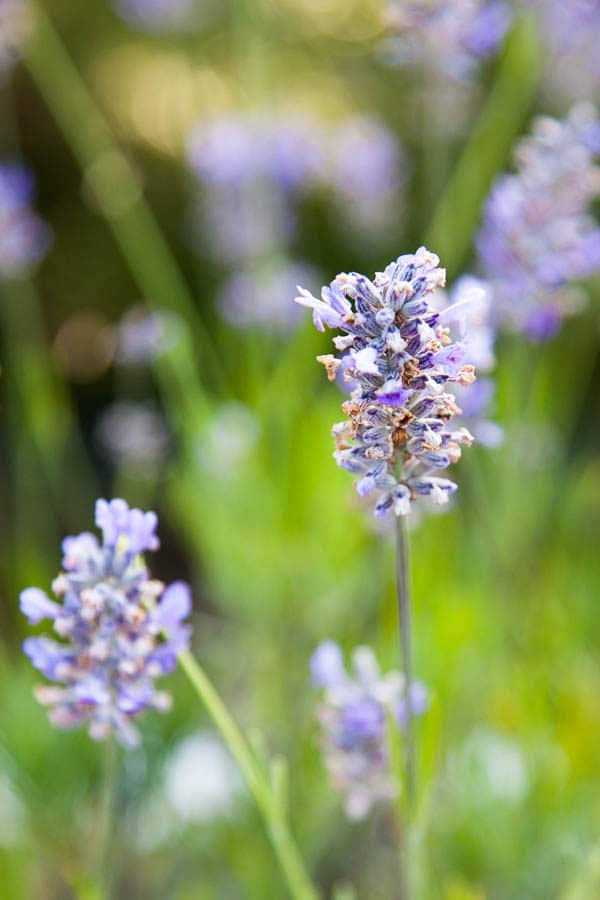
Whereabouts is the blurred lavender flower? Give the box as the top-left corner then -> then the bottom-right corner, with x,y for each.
187,112 -> 405,264
187,114 -> 325,265
20,499 -> 191,748
218,260 -> 319,331
382,0 -> 512,81
295,247 -> 477,517
96,401 -> 170,469
116,306 -> 182,365
0,0 -> 31,76
311,641 -> 428,820
327,115 -> 407,234
477,104 -> 600,340
524,1 -> 600,102
114,0 -> 204,32
0,162 -> 51,278
435,276 -> 503,447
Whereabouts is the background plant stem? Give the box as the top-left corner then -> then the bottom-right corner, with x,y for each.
24,3 -> 221,446
178,649 -> 319,900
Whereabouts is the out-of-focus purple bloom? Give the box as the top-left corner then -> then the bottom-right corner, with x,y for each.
0,162 -> 51,278
218,260 -> 319,331
187,112 -> 405,265
477,104 -> 600,340
96,401 -> 170,469
20,499 -> 191,748
116,307 -> 181,365
312,641 -> 428,820
435,276 -> 502,446
382,0 -> 511,82
188,114 -> 325,193
0,0 -> 31,76
295,247 -> 477,517
114,0 -> 203,32
311,640 -> 346,688
524,1 -> 600,102
326,116 -> 407,233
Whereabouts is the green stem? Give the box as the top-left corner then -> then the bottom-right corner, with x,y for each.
24,3 -> 220,442
95,737 -> 117,900
395,516 -> 415,900
395,517 -> 415,807
178,650 -> 319,900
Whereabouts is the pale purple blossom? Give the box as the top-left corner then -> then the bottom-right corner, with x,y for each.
0,0 -> 30,76
0,163 -> 51,278
312,642 -> 428,820
524,1 -> 600,102
20,499 -> 191,748
96,401 -> 170,468
295,247 -> 477,517
114,0 -> 203,32
477,104 -> 600,340
217,260 -> 319,331
187,112 -> 405,265
382,0 -> 512,82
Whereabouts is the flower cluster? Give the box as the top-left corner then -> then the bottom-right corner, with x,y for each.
382,0 -> 511,82
295,247 -> 477,517
20,499 -> 191,748
311,641 -> 428,820
187,112 -> 405,330
0,162 -> 51,278
477,104 -> 600,341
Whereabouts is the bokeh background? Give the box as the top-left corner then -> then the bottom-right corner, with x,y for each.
1,1 -> 600,898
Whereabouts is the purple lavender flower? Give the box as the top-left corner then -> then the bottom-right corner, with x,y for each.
0,0 -> 31,76
20,499 -> 192,748
187,114 -> 325,265
326,116 -> 406,233
187,112 -> 405,263
382,0 -> 512,82
295,247 -> 477,517
524,1 -> 600,102
311,642 -> 428,820
0,162 -> 51,278
114,0 -> 202,32
477,104 -> 600,340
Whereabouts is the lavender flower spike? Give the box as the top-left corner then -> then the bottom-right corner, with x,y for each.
294,247 -> 477,517
20,499 -> 192,748
311,641 -> 428,820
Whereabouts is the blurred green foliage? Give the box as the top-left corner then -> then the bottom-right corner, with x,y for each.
1,1 -> 600,898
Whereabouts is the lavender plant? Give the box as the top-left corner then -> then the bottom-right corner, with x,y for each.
296,247 -> 477,894
20,498 -> 318,899
311,641 -> 428,820
0,162 -> 51,278
477,103 -> 600,341
20,498 -> 191,747
294,246 -> 476,518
